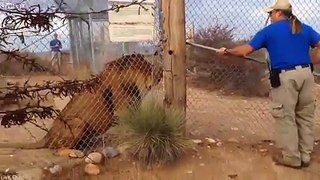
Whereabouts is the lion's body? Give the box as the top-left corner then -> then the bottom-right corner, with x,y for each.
0,54 -> 162,151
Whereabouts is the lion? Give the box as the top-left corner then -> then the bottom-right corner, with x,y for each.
0,53 -> 163,151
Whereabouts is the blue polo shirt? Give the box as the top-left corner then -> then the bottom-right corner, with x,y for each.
249,19 -> 320,69
50,39 -> 62,52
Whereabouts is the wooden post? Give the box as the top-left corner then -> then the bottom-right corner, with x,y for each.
162,0 -> 187,118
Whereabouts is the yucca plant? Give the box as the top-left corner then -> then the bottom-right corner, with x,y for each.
116,98 -> 191,166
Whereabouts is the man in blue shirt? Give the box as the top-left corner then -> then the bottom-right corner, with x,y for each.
49,33 -> 62,73
217,0 -> 320,169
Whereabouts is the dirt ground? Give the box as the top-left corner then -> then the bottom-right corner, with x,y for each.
22,141 -> 320,180
1,141 -> 319,180
1,75 -> 320,180
0,148 -> 82,179
185,82 -> 320,143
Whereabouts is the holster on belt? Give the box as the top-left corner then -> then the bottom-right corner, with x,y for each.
268,63 -> 313,88
269,69 -> 281,88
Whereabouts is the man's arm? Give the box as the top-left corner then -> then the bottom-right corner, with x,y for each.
58,40 -> 62,49
217,29 -> 267,57
49,41 -> 55,49
309,26 -> 320,64
224,44 -> 255,57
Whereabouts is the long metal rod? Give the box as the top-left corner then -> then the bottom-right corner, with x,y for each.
186,41 -> 320,77
186,41 -> 266,64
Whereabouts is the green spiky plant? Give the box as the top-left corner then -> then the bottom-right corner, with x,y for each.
115,98 -> 191,167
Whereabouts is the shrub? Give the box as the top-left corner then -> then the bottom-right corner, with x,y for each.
115,98 -> 191,167
187,24 -> 269,97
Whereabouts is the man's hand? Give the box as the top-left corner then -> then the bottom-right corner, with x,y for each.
215,44 -> 255,58
216,47 -> 228,56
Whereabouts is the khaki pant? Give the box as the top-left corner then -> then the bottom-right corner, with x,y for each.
270,66 -> 315,164
50,51 -> 61,72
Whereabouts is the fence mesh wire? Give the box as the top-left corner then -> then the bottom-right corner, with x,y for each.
185,0 -> 320,143
0,0 -> 164,153
2,0 -> 320,155
0,0 -> 71,144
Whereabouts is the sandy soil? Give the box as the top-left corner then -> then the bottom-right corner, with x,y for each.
1,75 -> 320,180
185,82 -> 320,143
43,141 -> 320,180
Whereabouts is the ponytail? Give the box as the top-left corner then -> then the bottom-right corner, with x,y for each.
289,15 -> 302,34
281,10 -> 302,34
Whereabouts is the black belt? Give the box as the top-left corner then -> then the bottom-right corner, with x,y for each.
273,64 -> 311,73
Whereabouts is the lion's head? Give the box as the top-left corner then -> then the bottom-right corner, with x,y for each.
97,53 -> 162,106
102,53 -> 162,91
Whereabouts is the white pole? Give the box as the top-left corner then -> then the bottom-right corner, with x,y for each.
88,7 -> 97,74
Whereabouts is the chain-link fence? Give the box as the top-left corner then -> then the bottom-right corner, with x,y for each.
2,0 -> 320,155
0,0 -> 165,154
185,0 -> 320,143
54,0 -> 164,152
0,0 -> 71,144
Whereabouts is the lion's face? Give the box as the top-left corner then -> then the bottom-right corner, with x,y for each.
108,53 -> 163,93
99,53 -> 163,103
144,69 -> 162,91
124,63 -> 163,95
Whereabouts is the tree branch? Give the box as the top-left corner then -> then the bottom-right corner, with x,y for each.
0,105 -> 59,128
0,0 -> 151,130
0,76 -> 100,103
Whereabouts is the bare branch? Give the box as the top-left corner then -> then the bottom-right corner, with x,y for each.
28,121 -> 49,132
0,105 -> 60,128
0,0 -> 148,16
0,76 -> 100,128
0,0 -> 149,39
0,76 -> 100,103
0,0 -> 151,131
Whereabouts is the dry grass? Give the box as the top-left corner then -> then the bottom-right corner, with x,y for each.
0,52 -> 52,76
114,98 -> 192,167
65,64 -> 94,80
